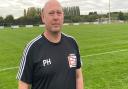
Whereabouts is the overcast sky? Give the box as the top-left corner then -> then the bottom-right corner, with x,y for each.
0,0 -> 128,18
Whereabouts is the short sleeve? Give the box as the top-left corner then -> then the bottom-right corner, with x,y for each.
16,44 -> 33,84
75,43 -> 81,69
70,38 -> 81,69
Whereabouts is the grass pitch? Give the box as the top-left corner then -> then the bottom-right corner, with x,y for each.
0,24 -> 128,89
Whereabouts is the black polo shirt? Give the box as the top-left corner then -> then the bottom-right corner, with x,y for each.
16,33 -> 81,89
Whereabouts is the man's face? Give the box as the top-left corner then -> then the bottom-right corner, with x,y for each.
42,2 -> 64,33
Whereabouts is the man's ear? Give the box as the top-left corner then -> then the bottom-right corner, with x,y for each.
41,13 -> 45,24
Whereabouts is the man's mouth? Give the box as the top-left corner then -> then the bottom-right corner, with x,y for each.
52,23 -> 60,26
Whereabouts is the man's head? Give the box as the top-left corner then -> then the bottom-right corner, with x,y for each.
41,0 -> 64,33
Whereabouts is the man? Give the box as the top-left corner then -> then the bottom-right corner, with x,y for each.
16,0 -> 83,89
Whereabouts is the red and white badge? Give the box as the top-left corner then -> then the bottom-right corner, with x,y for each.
68,54 -> 77,68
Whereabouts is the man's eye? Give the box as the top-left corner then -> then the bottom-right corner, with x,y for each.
57,12 -> 62,14
49,12 -> 54,14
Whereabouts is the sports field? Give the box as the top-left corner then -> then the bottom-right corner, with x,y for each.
0,24 -> 128,89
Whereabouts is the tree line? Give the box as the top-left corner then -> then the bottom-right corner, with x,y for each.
0,6 -> 80,26
0,6 -> 128,26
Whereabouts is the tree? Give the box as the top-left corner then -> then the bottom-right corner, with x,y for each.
71,16 -> 80,22
0,16 -> 4,26
27,7 -> 40,17
4,15 -> 14,26
88,12 -> 98,22
76,6 -> 80,16
24,9 -> 27,17
63,6 -> 81,22
124,13 -> 128,21
94,12 -> 98,15
89,12 -> 94,15
118,11 -> 125,20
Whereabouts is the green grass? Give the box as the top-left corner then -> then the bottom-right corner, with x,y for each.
0,24 -> 128,89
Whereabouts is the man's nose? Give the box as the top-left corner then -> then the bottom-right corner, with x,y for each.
53,13 -> 59,20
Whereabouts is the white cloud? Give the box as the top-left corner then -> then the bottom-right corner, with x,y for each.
0,0 -> 128,18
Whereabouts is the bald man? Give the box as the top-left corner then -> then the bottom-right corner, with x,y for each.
16,0 -> 83,89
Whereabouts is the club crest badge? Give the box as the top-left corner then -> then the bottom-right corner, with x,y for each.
68,54 -> 77,68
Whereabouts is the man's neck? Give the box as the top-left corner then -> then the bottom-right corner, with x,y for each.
43,31 -> 61,43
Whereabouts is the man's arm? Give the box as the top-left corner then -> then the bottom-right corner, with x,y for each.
18,81 -> 30,89
76,68 -> 84,89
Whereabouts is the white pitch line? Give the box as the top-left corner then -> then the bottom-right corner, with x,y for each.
81,49 -> 128,58
0,66 -> 18,72
1,49 -> 128,72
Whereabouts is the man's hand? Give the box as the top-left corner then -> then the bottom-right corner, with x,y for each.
76,68 -> 84,89
18,81 -> 30,89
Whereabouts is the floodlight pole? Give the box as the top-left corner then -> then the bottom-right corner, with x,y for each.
109,0 -> 111,24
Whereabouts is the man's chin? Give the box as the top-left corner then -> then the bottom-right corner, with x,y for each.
50,28 -> 61,33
